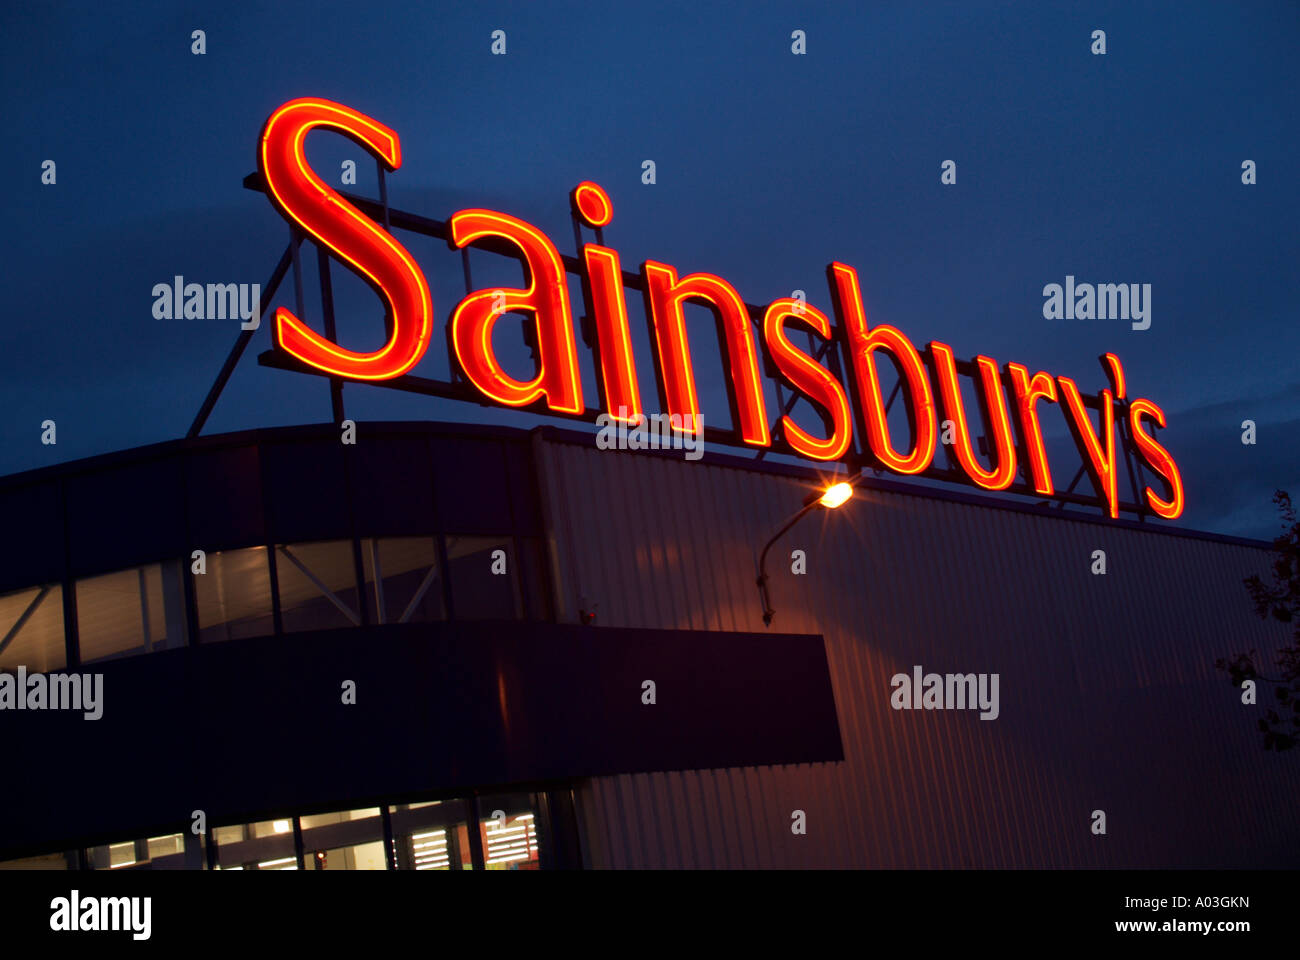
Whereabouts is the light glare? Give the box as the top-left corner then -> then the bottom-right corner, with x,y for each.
818,482 -> 853,509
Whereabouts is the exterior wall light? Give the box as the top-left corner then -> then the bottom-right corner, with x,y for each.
817,481 -> 853,509
756,481 -> 854,627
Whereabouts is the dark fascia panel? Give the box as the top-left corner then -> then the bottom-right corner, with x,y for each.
64,457 -> 187,579
259,437 -> 352,545
347,433 -> 437,536
0,482 -> 65,594
186,444 -> 265,553
0,422 -> 546,593
0,621 -> 842,859
430,437 -> 518,536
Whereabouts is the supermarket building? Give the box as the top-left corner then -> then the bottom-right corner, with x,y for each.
0,419 -> 1295,870
1,95 -> 1296,870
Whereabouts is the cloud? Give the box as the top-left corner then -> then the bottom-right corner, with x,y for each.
1159,385 -> 1300,540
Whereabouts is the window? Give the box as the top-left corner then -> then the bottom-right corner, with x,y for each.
445,536 -> 521,620
195,547 -> 274,644
0,583 -> 65,672
212,818 -> 297,870
8,790 -> 562,871
299,807 -> 387,870
85,833 -> 198,870
184,533 -> 549,641
276,540 -> 362,633
360,537 -> 445,624
146,834 -> 186,860
96,841 -> 138,869
0,852 -> 74,870
78,562 -> 187,663
478,793 -> 542,870
388,800 -> 475,870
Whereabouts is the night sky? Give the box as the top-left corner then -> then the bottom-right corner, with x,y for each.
3,1 -> 1296,539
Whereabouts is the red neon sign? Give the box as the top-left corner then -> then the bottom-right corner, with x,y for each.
258,98 -> 432,380
255,97 -> 1185,520
762,300 -> 853,462
448,209 -> 584,414
929,344 -> 1017,492
830,262 -> 937,476
643,262 -> 770,446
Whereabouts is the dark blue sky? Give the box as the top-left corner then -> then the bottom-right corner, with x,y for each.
3,1 -> 1297,539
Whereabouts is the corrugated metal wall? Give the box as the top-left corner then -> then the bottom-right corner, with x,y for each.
535,436 -> 1300,868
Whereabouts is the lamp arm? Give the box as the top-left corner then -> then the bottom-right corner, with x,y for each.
755,500 -> 819,627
